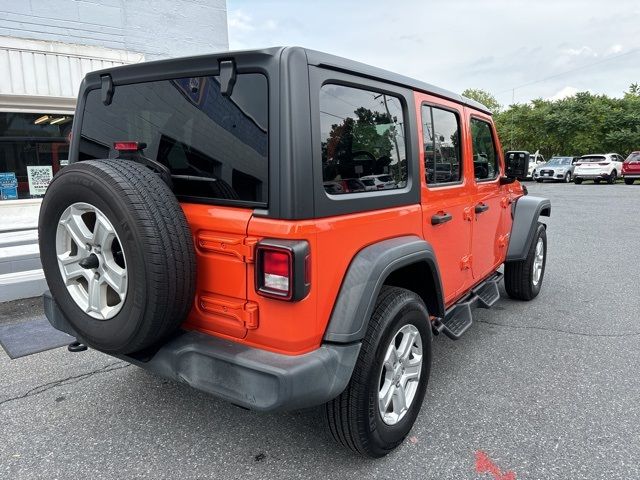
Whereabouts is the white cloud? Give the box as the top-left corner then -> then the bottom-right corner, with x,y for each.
548,86 -> 581,101
563,46 -> 597,57
608,44 -> 624,54
228,10 -> 254,32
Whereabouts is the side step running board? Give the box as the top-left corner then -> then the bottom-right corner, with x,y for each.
433,272 -> 503,340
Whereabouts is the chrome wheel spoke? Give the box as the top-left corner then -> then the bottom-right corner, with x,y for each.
402,361 -> 421,384
93,213 -> 115,248
86,277 -> 103,313
58,254 -> 86,283
392,382 -> 408,414
397,329 -> 417,362
379,380 -> 395,412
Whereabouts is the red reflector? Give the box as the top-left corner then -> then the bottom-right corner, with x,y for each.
114,141 -> 140,151
263,251 -> 290,277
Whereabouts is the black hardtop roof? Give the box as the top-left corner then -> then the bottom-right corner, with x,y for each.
85,46 -> 491,115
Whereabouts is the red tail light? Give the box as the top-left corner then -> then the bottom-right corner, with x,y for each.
114,141 -> 143,152
256,240 -> 310,301
262,250 -> 291,295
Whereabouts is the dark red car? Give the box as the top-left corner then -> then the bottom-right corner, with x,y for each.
622,151 -> 640,184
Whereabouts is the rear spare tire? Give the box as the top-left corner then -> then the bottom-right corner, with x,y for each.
39,160 -> 196,354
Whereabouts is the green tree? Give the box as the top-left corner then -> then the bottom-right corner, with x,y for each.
462,88 -> 502,114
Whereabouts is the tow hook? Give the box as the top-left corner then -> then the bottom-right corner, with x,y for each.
68,340 -> 88,352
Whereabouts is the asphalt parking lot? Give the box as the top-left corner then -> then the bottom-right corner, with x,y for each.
1,182 -> 639,480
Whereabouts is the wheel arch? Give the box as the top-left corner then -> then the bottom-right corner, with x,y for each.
323,235 -> 445,344
506,195 -> 551,262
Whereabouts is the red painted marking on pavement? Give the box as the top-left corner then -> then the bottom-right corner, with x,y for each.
475,451 -> 517,480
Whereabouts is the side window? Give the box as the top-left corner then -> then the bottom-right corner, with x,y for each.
319,84 -> 407,195
422,105 -> 462,185
470,118 -> 498,180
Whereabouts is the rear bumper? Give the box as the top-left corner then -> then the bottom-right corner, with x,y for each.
622,173 -> 640,179
574,172 -> 611,180
43,292 -> 360,412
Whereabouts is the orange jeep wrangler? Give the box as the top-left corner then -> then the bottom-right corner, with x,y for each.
40,47 -> 550,457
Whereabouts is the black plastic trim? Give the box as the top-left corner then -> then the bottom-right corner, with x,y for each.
506,196 -> 551,262
323,236 -> 445,343
43,291 -> 360,412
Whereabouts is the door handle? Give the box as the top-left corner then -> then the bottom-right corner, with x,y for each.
431,212 -> 453,225
475,203 -> 489,214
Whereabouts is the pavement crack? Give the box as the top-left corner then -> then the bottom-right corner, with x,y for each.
0,361 -> 131,407
477,319 -> 640,338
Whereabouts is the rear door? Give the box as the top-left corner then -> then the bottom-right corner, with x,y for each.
468,113 -> 511,280
417,94 -> 473,304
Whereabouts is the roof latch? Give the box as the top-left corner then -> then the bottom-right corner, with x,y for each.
101,75 -> 114,106
219,60 -> 237,97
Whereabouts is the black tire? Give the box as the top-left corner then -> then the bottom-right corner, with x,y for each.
594,179 -> 601,184
504,222 -> 547,301
323,286 -> 432,458
535,179 -> 543,183
564,172 -> 572,183
574,178 -> 583,184
39,160 -> 196,354
624,178 -> 635,185
607,170 -> 617,184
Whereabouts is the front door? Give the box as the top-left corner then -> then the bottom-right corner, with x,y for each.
418,95 -> 473,304
468,114 -> 510,280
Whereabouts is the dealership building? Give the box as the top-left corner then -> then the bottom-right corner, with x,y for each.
0,0 -> 228,300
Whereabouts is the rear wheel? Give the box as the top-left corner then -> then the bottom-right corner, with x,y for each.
504,223 -> 547,301
574,178 -> 583,184
624,178 -> 635,185
323,286 -> 431,457
607,170 -> 617,184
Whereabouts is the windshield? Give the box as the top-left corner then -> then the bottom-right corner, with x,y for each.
547,157 -> 572,166
79,73 -> 268,205
626,152 -> 640,162
580,156 -> 606,163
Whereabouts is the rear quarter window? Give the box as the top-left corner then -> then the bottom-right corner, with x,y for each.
319,84 -> 407,195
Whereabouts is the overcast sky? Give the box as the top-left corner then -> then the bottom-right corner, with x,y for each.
227,0 -> 640,107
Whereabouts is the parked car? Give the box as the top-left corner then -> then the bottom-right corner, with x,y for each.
38,47 -> 550,458
622,151 -> 640,184
533,156 -> 579,183
573,153 -> 624,184
359,173 -> 396,190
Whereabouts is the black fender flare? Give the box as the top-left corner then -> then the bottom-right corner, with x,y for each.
506,195 -> 551,262
323,235 -> 445,343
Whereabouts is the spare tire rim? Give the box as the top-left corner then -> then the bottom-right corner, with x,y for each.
55,202 -> 127,320
378,324 -> 423,426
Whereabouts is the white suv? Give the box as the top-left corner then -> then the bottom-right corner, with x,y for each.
359,174 -> 396,190
573,153 -> 624,184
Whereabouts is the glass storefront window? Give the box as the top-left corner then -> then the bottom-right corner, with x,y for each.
0,112 -> 72,199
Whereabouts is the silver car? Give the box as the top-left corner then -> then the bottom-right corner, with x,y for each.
533,156 -> 579,183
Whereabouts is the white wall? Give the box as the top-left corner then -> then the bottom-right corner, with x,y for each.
0,0 -> 229,60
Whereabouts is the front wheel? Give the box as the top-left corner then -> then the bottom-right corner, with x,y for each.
607,170 -> 617,184
624,178 -> 635,185
564,172 -> 572,183
574,178 -> 583,184
323,286 -> 431,457
504,223 -> 547,300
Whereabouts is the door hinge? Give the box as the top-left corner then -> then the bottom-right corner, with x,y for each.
199,294 -> 260,330
463,207 -> 474,221
460,254 -> 473,270
197,234 -> 258,263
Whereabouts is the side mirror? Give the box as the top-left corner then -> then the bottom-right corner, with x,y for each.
504,151 -> 528,178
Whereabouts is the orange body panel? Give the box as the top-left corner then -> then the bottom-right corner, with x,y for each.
179,92 -> 523,356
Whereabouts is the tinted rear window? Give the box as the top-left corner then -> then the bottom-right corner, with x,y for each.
626,152 -> 640,162
580,156 -> 606,162
79,74 -> 268,205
